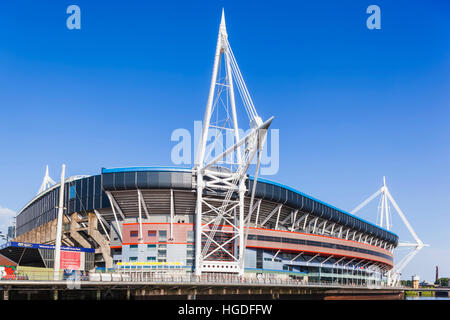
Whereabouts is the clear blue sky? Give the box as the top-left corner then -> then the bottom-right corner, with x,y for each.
0,0 -> 448,282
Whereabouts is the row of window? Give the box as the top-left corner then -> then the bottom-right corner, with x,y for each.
128,242 -> 167,261
247,234 -> 392,261
126,242 -> 194,265
129,256 -> 165,262
129,230 -> 196,243
264,257 -> 282,263
129,244 -> 160,250
130,230 -> 167,239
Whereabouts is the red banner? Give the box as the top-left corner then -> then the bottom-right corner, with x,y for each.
60,251 -> 81,270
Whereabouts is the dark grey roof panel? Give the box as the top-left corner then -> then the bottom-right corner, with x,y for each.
248,179 -> 398,246
102,171 -> 192,191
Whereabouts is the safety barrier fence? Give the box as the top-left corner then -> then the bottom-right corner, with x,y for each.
1,270 -> 398,288
0,270 -> 88,281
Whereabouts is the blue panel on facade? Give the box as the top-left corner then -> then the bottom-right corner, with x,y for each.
102,173 -> 114,190
136,171 -> 147,188
114,172 -> 125,190
124,172 -> 136,189
148,172 -> 159,187
303,197 -> 313,213
158,172 -> 171,187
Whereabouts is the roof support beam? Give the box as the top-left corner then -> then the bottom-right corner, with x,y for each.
246,198 -> 261,224
317,220 -> 326,230
274,205 -> 283,230
105,192 -> 123,241
290,210 -> 299,232
290,252 -> 303,263
290,213 -> 307,231
329,223 -> 336,235
317,220 -> 327,234
105,191 -> 125,220
333,257 -> 346,266
320,255 -> 334,266
353,260 -> 365,268
254,199 -> 262,226
344,258 -> 355,267
260,204 -> 283,227
306,253 -> 320,264
137,189 -> 150,220
280,209 -> 296,226
94,210 -> 111,242
272,249 -> 281,261
302,214 -> 309,231
138,190 -> 143,243
312,217 -> 319,233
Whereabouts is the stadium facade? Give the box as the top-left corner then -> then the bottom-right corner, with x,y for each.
14,166 -> 398,285
11,12 -> 399,286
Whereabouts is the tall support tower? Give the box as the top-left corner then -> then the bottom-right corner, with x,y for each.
194,10 -> 273,276
53,164 -> 66,281
351,177 -> 428,286
38,165 -> 56,195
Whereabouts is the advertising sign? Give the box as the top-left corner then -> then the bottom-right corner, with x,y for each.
60,251 -> 81,270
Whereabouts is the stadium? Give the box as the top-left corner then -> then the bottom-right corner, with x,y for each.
2,11 -> 400,288
9,166 -> 398,286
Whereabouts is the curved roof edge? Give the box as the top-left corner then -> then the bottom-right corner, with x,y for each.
17,166 -> 397,244
16,175 -> 90,217
101,167 -> 397,240
249,175 -> 398,239
102,166 -> 192,173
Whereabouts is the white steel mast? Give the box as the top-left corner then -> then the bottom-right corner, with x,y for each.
194,10 -> 273,276
53,164 -> 66,281
351,177 -> 428,286
38,165 -> 56,195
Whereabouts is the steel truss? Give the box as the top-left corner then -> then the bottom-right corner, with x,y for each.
269,209 -> 393,251
194,11 -> 273,275
38,165 -> 56,195
351,177 -> 429,286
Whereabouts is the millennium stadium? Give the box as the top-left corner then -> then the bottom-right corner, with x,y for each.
10,166 -> 398,287
1,11 -> 425,295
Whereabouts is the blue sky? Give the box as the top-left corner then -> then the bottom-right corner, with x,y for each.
0,0 -> 448,282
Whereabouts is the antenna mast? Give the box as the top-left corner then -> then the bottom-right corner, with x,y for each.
38,165 -> 56,195
351,177 -> 428,286
194,10 -> 273,276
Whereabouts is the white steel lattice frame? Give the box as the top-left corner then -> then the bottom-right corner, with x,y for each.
38,165 -> 56,195
194,11 -> 273,275
351,176 -> 429,286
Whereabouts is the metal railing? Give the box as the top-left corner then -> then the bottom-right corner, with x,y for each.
1,270 -> 399,288
107,272 -> 390,288
0,270 -> 88,281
